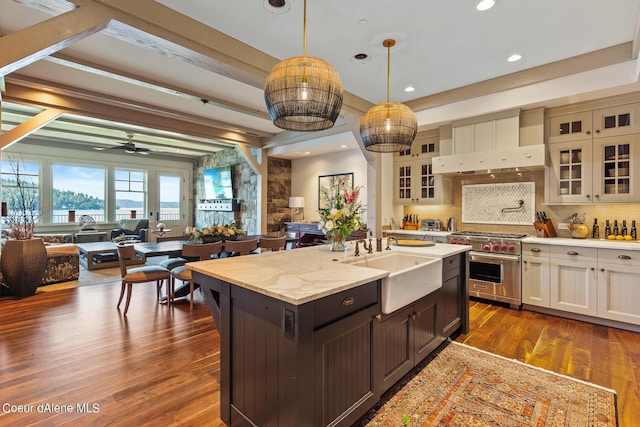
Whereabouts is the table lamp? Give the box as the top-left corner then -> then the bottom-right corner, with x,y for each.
289,197 -> 305,221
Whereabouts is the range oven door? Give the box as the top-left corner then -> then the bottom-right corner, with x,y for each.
468,251 -> 521,307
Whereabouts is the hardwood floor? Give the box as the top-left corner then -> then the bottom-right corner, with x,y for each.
1,281 -> 638,426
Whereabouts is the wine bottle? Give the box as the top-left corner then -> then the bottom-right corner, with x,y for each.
592,218 -> 599,239
604,220 -> 612,239
613,220 -> 619,236
632,220 -> 637,240
622,220 -> 628,236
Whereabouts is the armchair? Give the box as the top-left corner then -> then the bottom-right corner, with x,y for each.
111,219 -> 149,242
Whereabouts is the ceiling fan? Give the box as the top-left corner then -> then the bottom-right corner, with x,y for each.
97,133 -> 151,155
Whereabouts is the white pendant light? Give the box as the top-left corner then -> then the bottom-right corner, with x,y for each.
360,39 -> 417,153
264,0 -> 344,131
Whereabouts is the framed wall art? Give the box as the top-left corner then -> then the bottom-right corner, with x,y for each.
318,172 -> 354,209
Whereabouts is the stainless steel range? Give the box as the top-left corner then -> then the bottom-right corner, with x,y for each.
447,231 -> 527,309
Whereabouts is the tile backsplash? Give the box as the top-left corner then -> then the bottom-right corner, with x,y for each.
462,182 -> 535,225
403,169 -> 640,236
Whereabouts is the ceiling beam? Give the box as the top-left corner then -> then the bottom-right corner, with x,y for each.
0,5 -> 110,76
0,105 -> 64,149
4,77 -> 261,147
406,43 -> 634,114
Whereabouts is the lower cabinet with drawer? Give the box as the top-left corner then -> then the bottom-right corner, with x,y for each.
597,249 -> 640,324
549,245 -> 598,316
194,252 -> 468,427
522,241 -> 640,330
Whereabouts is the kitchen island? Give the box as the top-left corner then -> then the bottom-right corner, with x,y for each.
190,241 -> 469,427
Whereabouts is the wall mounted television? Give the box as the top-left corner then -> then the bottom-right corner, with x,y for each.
203,165 -> 233,200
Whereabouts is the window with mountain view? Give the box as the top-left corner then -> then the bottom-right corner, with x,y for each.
115,169 -> 146,219
52,164 -> 105,223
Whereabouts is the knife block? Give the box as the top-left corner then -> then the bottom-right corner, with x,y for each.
403,222 -> 419,230
533,220 -> 556,237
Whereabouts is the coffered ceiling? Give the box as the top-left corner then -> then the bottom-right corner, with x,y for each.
1,0 -> 640,159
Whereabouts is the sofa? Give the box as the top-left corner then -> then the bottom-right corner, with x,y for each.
110,219 -> 149,242
41,243 -> 80,285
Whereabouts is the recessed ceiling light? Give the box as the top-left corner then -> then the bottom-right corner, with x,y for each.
351,52 -> 371,64
404,86 -> 415,93
262,0 -> 290,14
340,145 -> 348,148
476,0 -> 495,11
304,151 -> 311,155
507,53 -> 522,62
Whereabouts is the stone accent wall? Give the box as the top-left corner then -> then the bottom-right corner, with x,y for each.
193,149 -> 292,235
195,149 -> 257,234
267,158 -> 292,233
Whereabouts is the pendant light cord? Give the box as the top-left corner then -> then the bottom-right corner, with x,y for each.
386,42 -> 390,103
303,0 -> 307,57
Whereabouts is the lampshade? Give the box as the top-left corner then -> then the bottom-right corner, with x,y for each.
289,196 -> 305,208
360,39 -> 417,152
264,0 -> 343,131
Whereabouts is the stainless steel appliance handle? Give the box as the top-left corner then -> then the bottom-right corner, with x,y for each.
470,252 -> 521,262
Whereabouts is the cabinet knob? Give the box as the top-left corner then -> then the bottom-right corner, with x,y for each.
590,267 -> 595,271
586,195 -> 591,198
375,314 -> 382,320
600,268 -> 606,272
567,251 -> 579,256
531,248 -> 542,253
594,194 -> 600,198
523,260 -> 527,264
587,130 -> 591,135
595,129 -> 600,134
618,254 -> 632,260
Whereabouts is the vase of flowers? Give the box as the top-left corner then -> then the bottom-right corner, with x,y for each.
318,185 -> 364,252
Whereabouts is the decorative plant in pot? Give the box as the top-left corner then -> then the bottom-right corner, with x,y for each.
1,156 -> 47,297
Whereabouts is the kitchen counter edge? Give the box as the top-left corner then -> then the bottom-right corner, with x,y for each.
523,236 -> 640,250
188,242 -> 469,305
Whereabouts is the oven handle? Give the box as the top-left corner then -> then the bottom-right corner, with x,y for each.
469,252 -> 521,262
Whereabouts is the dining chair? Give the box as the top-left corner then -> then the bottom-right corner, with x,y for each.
116,244 -> 171,316
169,241 -> 223,310
258,236 -> 287,252
223,238 -> 259,257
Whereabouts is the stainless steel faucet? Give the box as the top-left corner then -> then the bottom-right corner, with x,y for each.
386,236 -> 398,250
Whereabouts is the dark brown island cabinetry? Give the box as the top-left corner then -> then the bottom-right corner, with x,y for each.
194,252 -> 467,427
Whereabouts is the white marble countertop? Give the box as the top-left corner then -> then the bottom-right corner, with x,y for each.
383,229 -> 452,237
523,236 -> 640,250
188,241 -> 469,305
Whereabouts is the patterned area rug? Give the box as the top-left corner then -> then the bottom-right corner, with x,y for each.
356,341 -> 617,427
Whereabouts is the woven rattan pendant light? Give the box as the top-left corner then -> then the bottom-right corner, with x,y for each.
360,39 -> 417,152
264,0 -> 344,131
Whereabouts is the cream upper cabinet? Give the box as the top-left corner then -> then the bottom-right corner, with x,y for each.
547,139 -> 593,203
548,103 -> 640,144
547,134 -> 640,204
394,130 -> 438,160
394,130 -> 451,205
393,157 -> 451,205
452,115 -> 519,154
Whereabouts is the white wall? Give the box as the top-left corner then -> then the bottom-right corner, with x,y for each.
291,149 -> 368,222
